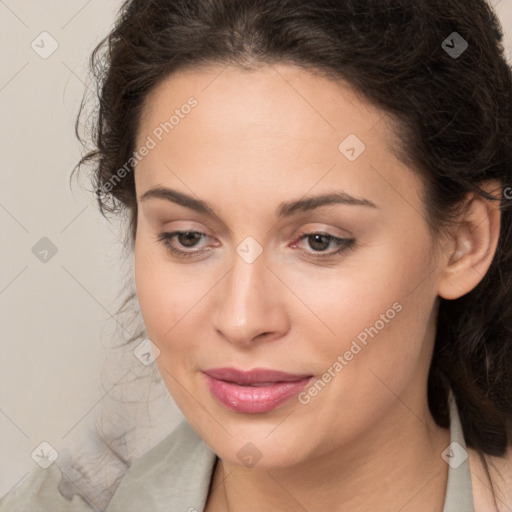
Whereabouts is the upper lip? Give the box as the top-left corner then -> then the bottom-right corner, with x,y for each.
203,367 -> 312,385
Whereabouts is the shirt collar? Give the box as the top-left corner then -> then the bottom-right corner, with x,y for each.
106,389 -> 474,511
442,388 -> 475,511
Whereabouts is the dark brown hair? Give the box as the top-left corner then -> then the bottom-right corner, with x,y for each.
74,0 -> 512,497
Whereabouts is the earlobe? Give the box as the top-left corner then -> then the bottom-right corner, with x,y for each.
438,181 -> 502,301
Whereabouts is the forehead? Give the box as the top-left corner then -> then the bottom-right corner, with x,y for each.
138,62 -> 394,146
134,63 -> 422,215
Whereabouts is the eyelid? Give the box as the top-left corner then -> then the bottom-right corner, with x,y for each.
291,231 -> 355,259
158,230 -> 214,248
294,223 -> 353,239
155,231 -> 213,259
156,227 -> 355,261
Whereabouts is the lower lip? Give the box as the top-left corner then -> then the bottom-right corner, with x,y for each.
204,375 -> 313,413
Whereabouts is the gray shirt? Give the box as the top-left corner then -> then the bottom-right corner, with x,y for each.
0,390 -> 474,511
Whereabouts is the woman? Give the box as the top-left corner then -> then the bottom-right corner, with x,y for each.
2,0 -> 511,510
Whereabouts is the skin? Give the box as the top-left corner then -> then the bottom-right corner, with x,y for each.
132,63 -> 503,511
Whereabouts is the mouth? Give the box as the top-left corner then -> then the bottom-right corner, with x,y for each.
202,367 -> 314,413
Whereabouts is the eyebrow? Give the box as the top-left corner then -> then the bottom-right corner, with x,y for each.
139,186 -> 378,219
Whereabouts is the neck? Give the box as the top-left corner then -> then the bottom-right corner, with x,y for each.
207,396 -> 450,512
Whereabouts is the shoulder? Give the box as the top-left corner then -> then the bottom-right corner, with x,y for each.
468,444 -> 512,512
115,418 -> 211,480
105,419 -> 216,512
0,422 -> 215,512
0,464 -> 95,512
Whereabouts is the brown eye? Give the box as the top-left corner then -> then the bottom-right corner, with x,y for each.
156,231 -> 210,258
306,233 -> 331,251
176,231 -> 203,247
293,232 -> 355,259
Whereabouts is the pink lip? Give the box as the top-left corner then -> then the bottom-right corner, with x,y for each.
203,367 -> 313,413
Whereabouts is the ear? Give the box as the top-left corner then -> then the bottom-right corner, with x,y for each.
438,180 -> 502,300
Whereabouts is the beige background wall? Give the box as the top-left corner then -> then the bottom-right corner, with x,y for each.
1,0 -> 511,499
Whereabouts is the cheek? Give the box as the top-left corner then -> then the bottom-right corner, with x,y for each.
289,229 -> 437,376
133,242 -> 206,411
287,235 -> 438,443
134,233 -> 202,347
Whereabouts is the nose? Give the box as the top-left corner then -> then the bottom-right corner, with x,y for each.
212,250 -> 289,347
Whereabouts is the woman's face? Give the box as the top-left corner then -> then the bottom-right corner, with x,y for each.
133,63 -> 446,468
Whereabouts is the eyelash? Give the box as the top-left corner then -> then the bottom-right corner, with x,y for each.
155,230 -> 355,260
